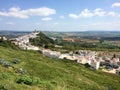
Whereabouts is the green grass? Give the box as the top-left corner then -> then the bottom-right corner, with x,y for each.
0,46 -> 120,90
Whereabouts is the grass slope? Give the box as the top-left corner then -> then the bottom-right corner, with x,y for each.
0,46 -> 120,90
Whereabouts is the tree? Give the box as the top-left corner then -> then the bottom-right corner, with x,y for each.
99,39 -> 104,43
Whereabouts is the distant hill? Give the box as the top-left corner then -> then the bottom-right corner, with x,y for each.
29,32 -> 54,47
1,30 -> 120,39
43,31 -> 120,39
0,30 -> 30,38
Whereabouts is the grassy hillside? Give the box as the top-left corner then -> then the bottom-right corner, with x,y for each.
0,46 -> 120,90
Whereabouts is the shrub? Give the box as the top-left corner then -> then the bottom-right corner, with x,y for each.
0,59 -> 4,64
84,63 -> 91,68
0,59 -> 13,69
0,84 -> 7,90
1,73 -> 9,79
15,68 -> 27,74
16,76 -> 33,85
13,59 -> 21,64
16,76 -> 41,86
2,61 -> 12,68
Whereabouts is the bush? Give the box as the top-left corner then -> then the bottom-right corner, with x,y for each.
16,76 -> 41,86
0,59 -> 12,68
0,84 -> 7,90
15,68 -> 27,74
0,40 -> 19,49
0,59 -> 4,64
0,73 -> 9,79
84,63 -> 91,68
2,61 -> 12,68
16,76 -> 33,85
13,59 -> 21,64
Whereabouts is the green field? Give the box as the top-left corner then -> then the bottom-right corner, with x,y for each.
0,46 -> 120,90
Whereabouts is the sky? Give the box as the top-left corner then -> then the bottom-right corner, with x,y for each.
0,0 -> 120,31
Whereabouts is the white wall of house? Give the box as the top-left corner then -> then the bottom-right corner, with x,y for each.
90,60 -> 100,70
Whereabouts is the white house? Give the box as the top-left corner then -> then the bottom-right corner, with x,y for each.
26,45 -> 40,50
116,67 -> 120,75
42,49 -> 61,58
90,60 -> 100,70
77,56 -> 87,64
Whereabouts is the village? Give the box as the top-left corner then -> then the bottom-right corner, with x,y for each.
11,32 -> 120,75
11,31 -> 40,50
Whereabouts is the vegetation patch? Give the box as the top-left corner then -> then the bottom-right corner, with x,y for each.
29,32 -> 54,47
0,84 -> 7,90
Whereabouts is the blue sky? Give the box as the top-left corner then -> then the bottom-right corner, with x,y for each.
0,0 -> 120,31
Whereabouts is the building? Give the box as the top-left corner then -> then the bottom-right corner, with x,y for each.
42,49 -> 61,58
90,60 -> 100,70
0,36 -> 7,41
77,56 -> 87,64
116,69 -> 120,75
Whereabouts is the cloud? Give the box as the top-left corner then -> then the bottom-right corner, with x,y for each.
9,7 -> 21,12
60,15 -> 65,19
54,22 -> 59,25
35,23 -> 41,26
41,17 -> 52,21
69,8 -> 120,19
6,22 -> 15,25
0,7 -> 56,19
69,14 -> 79,19
79,9 -> 94,17
94,8 -> 106,16
108,11 -> 116,16
69,8 -> 95,19
112,2 -> 120,8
